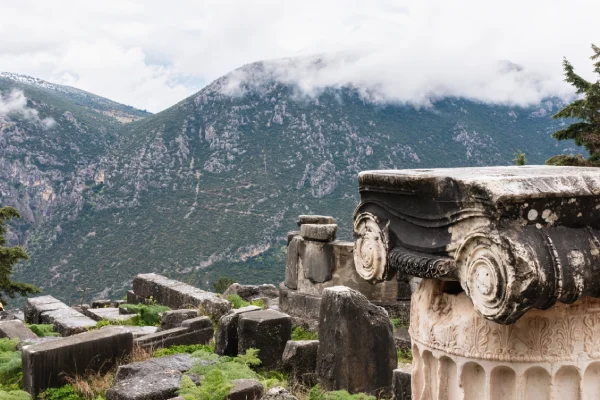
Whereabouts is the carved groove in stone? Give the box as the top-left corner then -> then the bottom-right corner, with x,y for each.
353,212 -> 389,282
387,247 -> 455,279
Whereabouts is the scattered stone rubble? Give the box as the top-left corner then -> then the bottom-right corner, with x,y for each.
12,209 -> 419,399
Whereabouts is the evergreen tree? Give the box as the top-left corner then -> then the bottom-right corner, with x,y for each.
0,207 -> 39,304
514,150 -> 526,166
547,44 -> 600,166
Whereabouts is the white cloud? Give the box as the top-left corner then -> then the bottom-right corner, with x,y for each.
0,89 -> 55,128
0,0 -> 598,112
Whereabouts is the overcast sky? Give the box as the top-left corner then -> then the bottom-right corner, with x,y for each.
1,0 -> 598,112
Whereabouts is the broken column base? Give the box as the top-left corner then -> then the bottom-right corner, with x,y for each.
411,280 -> 600,400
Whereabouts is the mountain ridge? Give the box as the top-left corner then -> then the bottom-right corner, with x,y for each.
0,62 -> 582,304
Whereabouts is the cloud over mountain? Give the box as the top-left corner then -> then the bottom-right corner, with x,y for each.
1,0 -> 598,111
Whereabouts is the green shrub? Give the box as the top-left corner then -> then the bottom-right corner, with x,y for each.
390,319 -> 401,330
256,370 -> 287,390
0,339 -> 22,389
95,318 -> 137,329
249,299 -> 265,309
225,295 -> 249,309
213,277 -> 236,294
397,348 -> 413,363
40,384 -> 83,400
308,385 -> 375,400
291,326 -> 318,341
153,344 -> 214,358
0,341 -> 17,354
179,370 -> 233,400
118,304 -> 171,326
26,324 -> 59,337
190,349 -> 260,381
0,390 -> 31,400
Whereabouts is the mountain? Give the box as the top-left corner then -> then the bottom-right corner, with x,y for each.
1,64 -> 580,304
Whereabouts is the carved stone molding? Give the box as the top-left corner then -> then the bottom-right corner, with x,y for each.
411,279 -> 600,399
353,212 -> 389,282
354,166 -> 600,324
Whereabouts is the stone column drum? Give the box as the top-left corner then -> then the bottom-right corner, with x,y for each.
352,166 -> 600,400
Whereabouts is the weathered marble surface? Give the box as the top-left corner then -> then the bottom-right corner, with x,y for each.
354,166 -> 600,324
411,279 -> 600,400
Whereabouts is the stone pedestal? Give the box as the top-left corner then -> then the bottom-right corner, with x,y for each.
349,166 -> 600,400
411,280 -> 600,400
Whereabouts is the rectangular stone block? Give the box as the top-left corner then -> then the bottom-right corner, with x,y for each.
132,274 -> 231,320
134,317 -> 214,350
22,326 -> 133,397
238,310 -> 291,370
127,290 -> 145,305
84,307 -> 134,323
0,320 -> 37,340
40,307 -> 97,336
300,240 -> 334,284
392,367 -> 411,400
285,236 -> 301,289
24,296 -> 70,324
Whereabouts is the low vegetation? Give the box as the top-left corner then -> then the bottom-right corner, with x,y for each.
225,295 -> 265,310
153,344 -> 214,358
117,304 -> 171,326
308,385 -> 375,400
291,326 -> 318,341
0,339 -> 23,392
26,324 -> 59,337
397,348 -> 413,364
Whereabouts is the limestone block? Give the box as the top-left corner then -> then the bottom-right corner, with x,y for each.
223,283 -> 279,301
24,295 -> 70,324
392,368 -> 411,400
238,310 -> 292,370
22,326 -> 133,397
108,355 -> 193,400
126,290 -> 145,305
227,379 -> 264,400
0,320 -> 37,340
99,325 -> 157,339
42,308 -> 97,336
316,286 -> 396,394
84,307 -> 134,323
91,300 -> 112,308
282,340 -> 319,387
180,316 -> 213,332
132,273 -> 231,320
17,337 -> 62,351
285,235 -> 301,289
159,309 -> 198,331
393,327 -> 410,352
261,387 -> 298,400
112,300 -> 125,308
287,230 -> 300,244
215,306 -> 261,356
134,317 -> 213,350
300,240 -> 334,283
300,224 -> 337,242
297,215 -> 336,226
113,354 -> 192,381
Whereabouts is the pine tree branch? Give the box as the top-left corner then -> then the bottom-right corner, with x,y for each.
552,122 -> 593,145
563,58 -> 591,94
553,99 -> 586,119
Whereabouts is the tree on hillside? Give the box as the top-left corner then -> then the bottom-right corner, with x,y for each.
547,44 -> 600,166
514,150 -> 526,166
0,206 -> 39,304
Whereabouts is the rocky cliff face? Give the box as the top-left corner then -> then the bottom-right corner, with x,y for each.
1,64 -> 579,303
